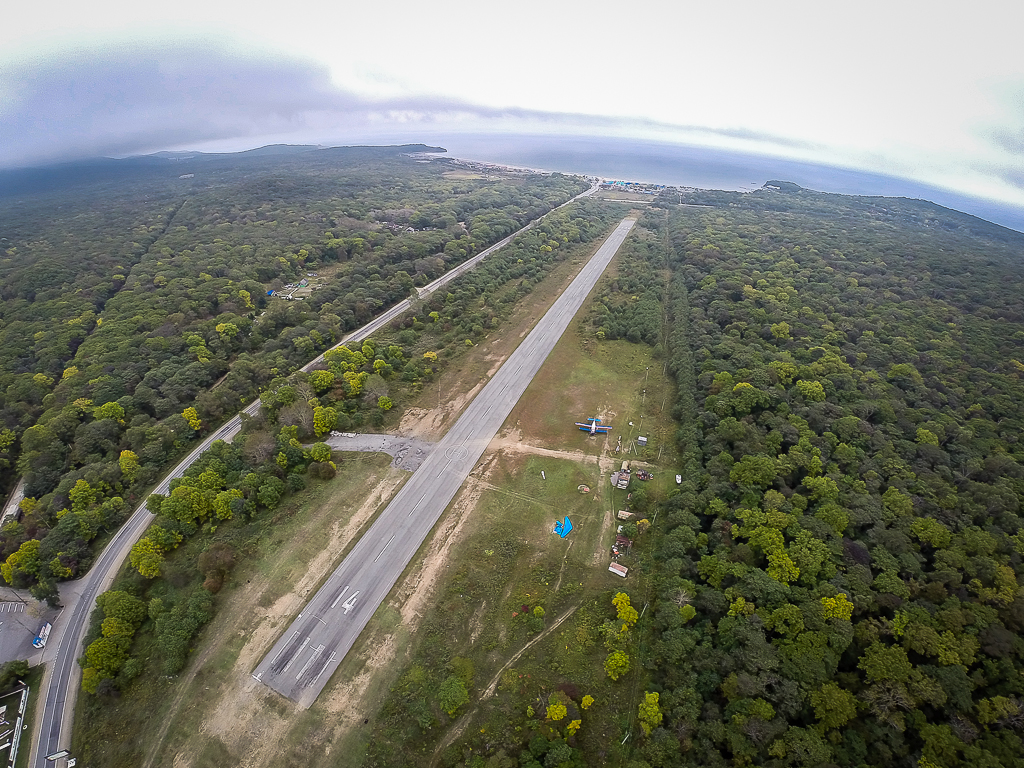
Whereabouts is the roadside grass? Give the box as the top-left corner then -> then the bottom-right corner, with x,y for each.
70,453 -> 396,768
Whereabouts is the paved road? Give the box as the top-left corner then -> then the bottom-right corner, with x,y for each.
252,217 -> 636,707
28,182 -> 598,768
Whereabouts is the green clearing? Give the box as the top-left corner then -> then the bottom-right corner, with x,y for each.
359,325 -> 679,766
359,452 -> 662,767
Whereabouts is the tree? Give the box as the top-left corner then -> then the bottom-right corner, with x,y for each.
858,642 -> 912,684
638,691 -> 663,736
730,454 -> 777,488
92,401 -> 125,422
84,636 -> 129,678
101,616 -> 135,639
308,443 -> 332,463
118,449 -> 140,482
1,540 -> 41,585
604,651 -> 631,681
96,590 -> 146,627
313,406 -> 337,437
377,396 -> 394,411
436,675 -> 469,715
796,380 -> 826,402
547,702 -> 567,721
308,369 -> 335,394
129,537 -> 164,578
215,322 -> 239,339
0,659 -> 30,690
820,594 -> 854,621
809,683 -> 857,730
182,407 -> 202,431
613,592 -> 639,628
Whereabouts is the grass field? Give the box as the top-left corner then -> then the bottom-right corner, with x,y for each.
357,314 -> 679,768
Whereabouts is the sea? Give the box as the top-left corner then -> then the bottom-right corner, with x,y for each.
400,132 -> 1024,234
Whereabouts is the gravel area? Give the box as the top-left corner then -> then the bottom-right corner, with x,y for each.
323,433 -> 435,471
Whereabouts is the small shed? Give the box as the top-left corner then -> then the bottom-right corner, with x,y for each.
637,436 -> 648,446
617,510 -> 632,520
608,563 -> 629,578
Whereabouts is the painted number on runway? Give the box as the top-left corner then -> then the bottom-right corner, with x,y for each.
341,592 -> 360,614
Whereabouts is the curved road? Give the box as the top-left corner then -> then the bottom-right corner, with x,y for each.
253,217 -> 636,706
28,180 -> 597,767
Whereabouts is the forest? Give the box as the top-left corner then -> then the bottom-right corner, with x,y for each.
358,187 -> 1024,768
6,145 -> 1024,767
639,186 -> 1024,768
0,145 -> 588,603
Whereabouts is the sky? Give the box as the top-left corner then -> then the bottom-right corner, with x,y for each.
2,0 -> 1024,211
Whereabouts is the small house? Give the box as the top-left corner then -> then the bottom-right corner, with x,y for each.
609,563 -> 629,578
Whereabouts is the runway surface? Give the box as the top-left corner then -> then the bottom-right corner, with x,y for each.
252,218 -> 636,707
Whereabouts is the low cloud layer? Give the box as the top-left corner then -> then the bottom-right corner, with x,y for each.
0,44 -> 474,167
2,40 -> 1024,213
0,42 -> 840,171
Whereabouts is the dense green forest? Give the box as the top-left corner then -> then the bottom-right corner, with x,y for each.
362,187 -> 1024,768
7,145 -> 1024,767
0,146 -> 588,601
642,187 -> 1024,768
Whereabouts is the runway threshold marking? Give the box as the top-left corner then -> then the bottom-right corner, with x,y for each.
296,644 -> 325,680
269,631 -> 299,667
280,636 -> 310,675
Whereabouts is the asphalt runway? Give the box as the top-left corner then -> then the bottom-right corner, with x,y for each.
252,218 -> 636,707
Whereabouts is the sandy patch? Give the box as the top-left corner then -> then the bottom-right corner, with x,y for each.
397,381 -> 485,441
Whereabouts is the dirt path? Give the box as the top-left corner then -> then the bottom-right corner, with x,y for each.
431,604 -> 581,765
488,436 -> 619,475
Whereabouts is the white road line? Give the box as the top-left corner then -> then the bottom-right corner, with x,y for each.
373,536 -> 395,563
295,645 -> 325,681
310,652 -> 336,687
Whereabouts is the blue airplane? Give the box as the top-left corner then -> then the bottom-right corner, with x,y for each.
575,417 -> 612,435
554,516 -> 573,538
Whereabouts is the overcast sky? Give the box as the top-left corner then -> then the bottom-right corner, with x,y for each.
2,0 -> 1023,208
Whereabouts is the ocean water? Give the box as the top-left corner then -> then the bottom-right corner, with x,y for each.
405,132 -> 1024,234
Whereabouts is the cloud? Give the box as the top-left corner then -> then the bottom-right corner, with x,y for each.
0,41 -> 472,167
2,38 -> 1023,214
0,40 -> 830,170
